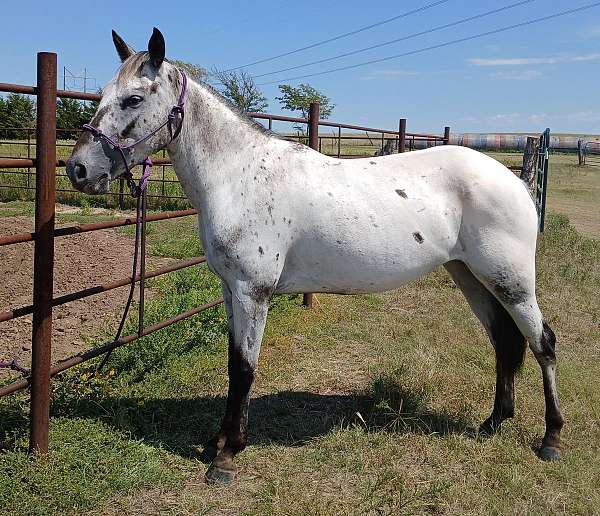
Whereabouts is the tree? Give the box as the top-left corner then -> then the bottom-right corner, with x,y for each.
81,99 -> 100,123
56,98 -> 85,139
275,83 -> 334,119
171,60 -> 208,82
212,69 -> 268,113
0,93 -> 35,139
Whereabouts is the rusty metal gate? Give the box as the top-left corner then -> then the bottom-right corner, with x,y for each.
536,128 -> 550,232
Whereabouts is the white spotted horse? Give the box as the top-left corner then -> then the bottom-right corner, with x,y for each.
67,28 -> 564,484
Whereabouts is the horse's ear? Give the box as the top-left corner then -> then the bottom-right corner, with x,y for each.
112,30 -> 135,62
148,27 -> 165,69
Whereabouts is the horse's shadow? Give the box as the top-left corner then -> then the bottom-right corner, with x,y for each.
1,378 -> 473,460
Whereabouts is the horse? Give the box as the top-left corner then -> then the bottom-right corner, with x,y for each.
66,28 -> 564,484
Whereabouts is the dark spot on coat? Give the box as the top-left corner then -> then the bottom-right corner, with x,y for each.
120,118 -> 137,138
489,270 -> 529,305
275,253 -> 279,261
395,189 -> 407,198
413,232 -> 424,244
90,105 -> 109,125
327,192 -> 333,197
150,83 -> 158,93
370,161 -> 377,165
258,246 -> 264,255
251,284 -> 273,304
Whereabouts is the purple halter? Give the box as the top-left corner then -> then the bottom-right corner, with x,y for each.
82,70 -> 187,197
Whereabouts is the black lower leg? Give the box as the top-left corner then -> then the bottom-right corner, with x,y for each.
206,344 -> 255,482
480,359 -> 516,436
538,322 -> 564,461
479,304 -> 525,436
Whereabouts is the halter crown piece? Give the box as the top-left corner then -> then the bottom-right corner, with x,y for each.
82,70 -> 187,197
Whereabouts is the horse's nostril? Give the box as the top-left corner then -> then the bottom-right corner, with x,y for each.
74,164 -> 87,180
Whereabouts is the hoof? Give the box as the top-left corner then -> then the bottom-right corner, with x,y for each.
538,445 -> 562,462
205,463 -> 236,485
478,420 -> 500,438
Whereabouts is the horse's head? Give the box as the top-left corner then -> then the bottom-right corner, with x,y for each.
67,28 -> 181,194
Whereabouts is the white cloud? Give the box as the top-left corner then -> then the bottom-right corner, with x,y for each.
578,25 -> 600,39
572,53 -> 600,62
469,57 -> 559,66
489,70 -> 542,81
467,53 -> 600,66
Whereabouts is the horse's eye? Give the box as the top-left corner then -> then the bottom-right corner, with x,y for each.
126,95 -> 143,108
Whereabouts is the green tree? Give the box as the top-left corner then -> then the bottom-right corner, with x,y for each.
56,98 -> 85,139
212,69 -> 268,113
171,60 -> 208,82
0,93 -> 35,139
275,83 -> 334,119
81,99 -> 100,124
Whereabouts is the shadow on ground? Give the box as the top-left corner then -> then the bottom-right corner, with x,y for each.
0,377 -> 472,459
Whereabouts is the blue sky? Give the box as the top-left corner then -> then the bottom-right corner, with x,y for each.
2,0 -> 600,134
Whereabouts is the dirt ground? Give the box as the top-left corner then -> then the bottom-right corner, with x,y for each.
0,215 -> 168,378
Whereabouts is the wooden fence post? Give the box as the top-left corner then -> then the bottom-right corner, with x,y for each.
30,52 -> 57,454
443,126 -> 451,145
521,136 -> 539,195
398,119 -> 406,153
303,102 -> 320,309
578,139 -> 584,166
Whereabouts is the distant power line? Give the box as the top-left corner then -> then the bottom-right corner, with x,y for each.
253,0 -> 535,79
257,2 -> 600,86
221,0 -> 453,72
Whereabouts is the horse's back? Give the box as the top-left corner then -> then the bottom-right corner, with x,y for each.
276,145 -> 536,295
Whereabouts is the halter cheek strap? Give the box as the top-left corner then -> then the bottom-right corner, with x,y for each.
82,70 -> 187,198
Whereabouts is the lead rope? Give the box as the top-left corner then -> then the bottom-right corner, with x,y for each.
95,183 -> 147,374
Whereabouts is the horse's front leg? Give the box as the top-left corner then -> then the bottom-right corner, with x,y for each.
205,281 -> 270,484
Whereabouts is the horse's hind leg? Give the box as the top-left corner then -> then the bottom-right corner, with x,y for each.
457,255 -> 565,460
445,261 -> 526,435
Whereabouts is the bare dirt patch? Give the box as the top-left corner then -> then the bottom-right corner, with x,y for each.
0,216 -> 170,377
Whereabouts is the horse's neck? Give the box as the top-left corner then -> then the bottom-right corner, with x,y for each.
167,80 -> 269,208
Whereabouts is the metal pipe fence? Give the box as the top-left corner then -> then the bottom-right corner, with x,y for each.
0,52 -> 449,454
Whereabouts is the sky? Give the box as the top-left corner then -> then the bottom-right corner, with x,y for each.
2,0 -> 600,134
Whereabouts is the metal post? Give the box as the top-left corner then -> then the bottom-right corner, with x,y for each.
27,128 -> 32,189
443,126 -> 451,145
578,139 -> 584,166
381,132 -> 385,154
30,52 -> 57,455
118,178 -> 125,210
161,149 -> 166,200
398,119 -> 406,153
268,117 -> 273,131
539,128 -> 550,233
337,126 -> 341,158
304,102 -> 319,308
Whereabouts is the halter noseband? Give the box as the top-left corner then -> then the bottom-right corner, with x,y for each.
82,70 -> 187,197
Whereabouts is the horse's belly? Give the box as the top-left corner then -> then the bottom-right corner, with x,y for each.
276,238 -> 450,294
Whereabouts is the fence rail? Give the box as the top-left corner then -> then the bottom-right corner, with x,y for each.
0,52 -> 450,454
1,78 -> 449,207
